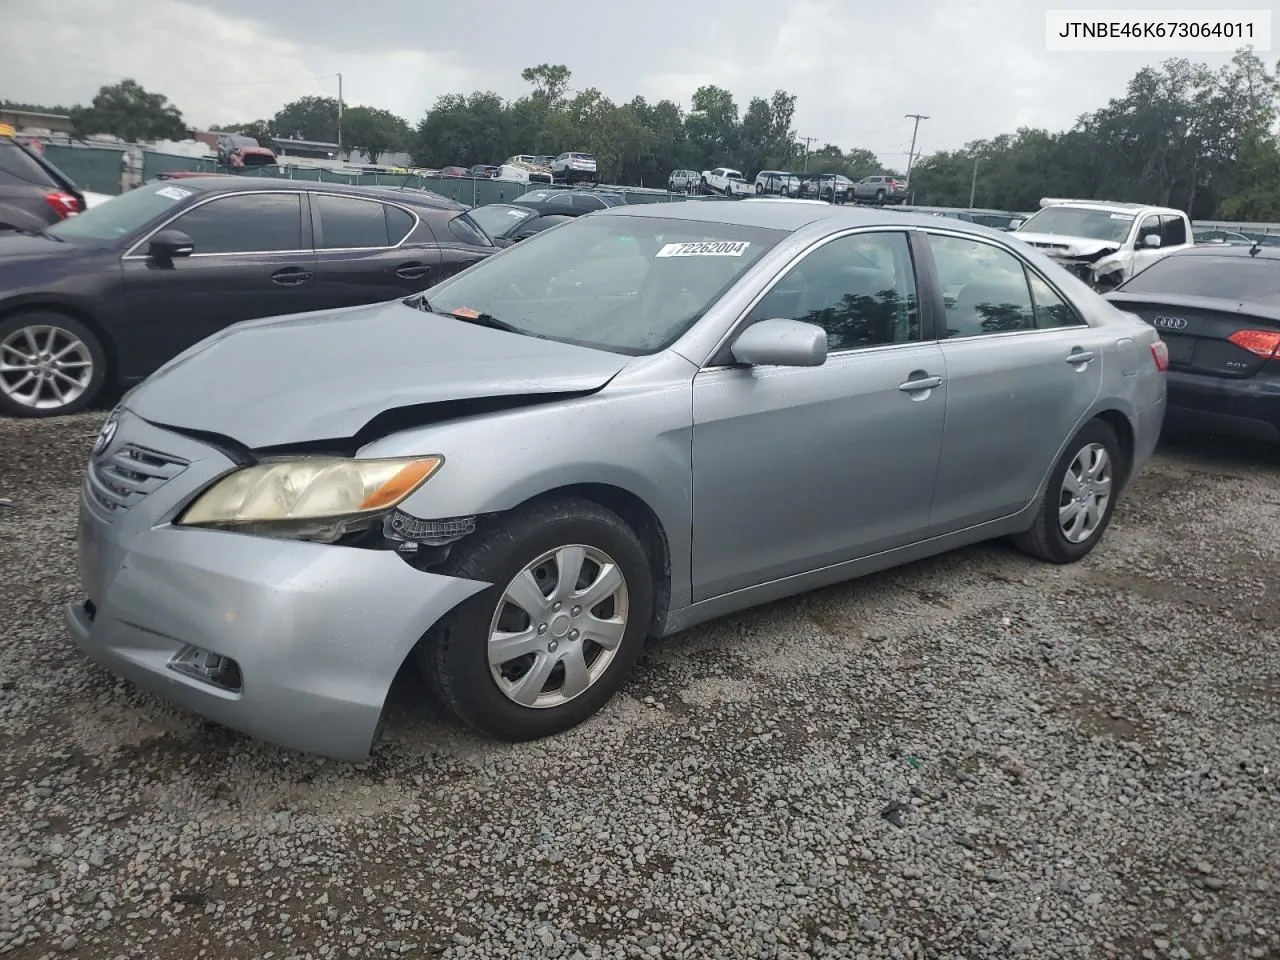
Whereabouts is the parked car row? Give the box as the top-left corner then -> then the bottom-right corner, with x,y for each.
676,167 -> 909,205
435,153 -> 599,186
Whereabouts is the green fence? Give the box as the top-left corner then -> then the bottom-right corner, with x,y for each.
39,144 -> 689,206
43,144 -> 123,195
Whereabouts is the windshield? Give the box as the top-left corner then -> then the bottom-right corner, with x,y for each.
47,182 -> 195,242
1120,255 -> 1280,304
419,214 -> 786,355
468,204 -> 536,239
1018,207 -> 1134,243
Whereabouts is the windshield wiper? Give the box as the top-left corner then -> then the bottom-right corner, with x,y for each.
12,226 -> 63,242
411,296 -> 524,335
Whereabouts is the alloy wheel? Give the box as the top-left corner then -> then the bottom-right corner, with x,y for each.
0,324 -> 95,411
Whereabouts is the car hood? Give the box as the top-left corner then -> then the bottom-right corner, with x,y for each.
0,233 -> 83,262
127,299 -> 631,449
1012,232 -> 1122,258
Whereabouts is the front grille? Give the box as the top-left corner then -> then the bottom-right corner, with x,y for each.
86,443 -> 189,519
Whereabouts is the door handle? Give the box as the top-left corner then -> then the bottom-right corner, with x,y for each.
271,267 -> 312,286
898,374 -> 944,392
395,261 -> 428,280
1066,350 -> 1096,365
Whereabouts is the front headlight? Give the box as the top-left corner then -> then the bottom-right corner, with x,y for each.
178,456 -> 443,541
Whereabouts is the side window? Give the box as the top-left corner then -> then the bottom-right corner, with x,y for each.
1136,215 -> 1161,246
316,194 -> 390,249
171,193 -> 303,254
1160,215 -> 1187,247
446,213 -> 493,247
749,231 -> 920,351
385,204 -> 415,244
1026,270 -> 1084,329
927,234 -> 1035,338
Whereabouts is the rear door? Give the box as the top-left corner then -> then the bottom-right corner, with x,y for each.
119,190 -> 317,370
309,192 -> 441,306
923,229 -> 1105,532
1109,255 -> 1280,380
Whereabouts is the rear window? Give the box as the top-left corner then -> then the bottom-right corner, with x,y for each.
447,212 -> 493,247
0,139 -> 59,188
1120,255 -> 1280,304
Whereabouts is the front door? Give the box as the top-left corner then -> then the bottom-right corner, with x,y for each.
691,229 -> 947,601
119,191 -> 318,374
921,230 -> 1105,533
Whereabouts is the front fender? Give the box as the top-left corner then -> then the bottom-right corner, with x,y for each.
356,379 -> 696,610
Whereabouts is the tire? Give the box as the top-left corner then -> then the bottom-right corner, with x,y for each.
0,312 -> 107,418
875,188 -> 886,203
418,497 -> 655,741
1011,419 -> 1121,564
755,182 -> 764,194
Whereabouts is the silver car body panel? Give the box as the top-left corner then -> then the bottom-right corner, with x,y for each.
71,201 -> 1166,759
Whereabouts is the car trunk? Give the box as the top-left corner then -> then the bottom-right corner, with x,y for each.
1107,292 -> 1280,379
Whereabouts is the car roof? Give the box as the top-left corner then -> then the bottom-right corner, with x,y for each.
166,176 -> 468,211
1156,244 -> 1280,262
598,199 -> 1009,234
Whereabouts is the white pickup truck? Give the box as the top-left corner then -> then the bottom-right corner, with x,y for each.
700,167 -> 753,197
1012,198 -> 1194,290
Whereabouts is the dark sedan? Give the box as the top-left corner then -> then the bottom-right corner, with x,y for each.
466,203 -> 573,247
1105,245 -> 1280,442
0,177 -> 495,417
510,189 -> 626,217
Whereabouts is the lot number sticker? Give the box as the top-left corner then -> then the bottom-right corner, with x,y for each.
155,186 -> 193,201
656,240 -> 751,258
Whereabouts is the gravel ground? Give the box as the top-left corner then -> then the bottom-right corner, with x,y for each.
1,411 -> 1277,960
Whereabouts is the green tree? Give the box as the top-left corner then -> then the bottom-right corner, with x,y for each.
69,79 -> 185,141
342,106 -> 411,163
272,96 -> 340,143
413,92 -> 508,167
685,85 -> 739,170
519,64 -> 572,105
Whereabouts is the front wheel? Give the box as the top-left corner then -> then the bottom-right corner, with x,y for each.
0,312 -> 107,418
419,498 -> 654,740
1011,419 -> 1121,564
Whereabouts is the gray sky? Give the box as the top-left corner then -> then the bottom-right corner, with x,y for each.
0,0 -> 1266,166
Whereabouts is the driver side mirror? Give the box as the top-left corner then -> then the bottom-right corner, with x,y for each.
731,318 -> 827,367
148,229 -> 194,261
1142,233 -> 1162,248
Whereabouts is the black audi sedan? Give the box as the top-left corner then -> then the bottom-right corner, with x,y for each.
0,177 -> 497,417
1105,244 -> 1280,442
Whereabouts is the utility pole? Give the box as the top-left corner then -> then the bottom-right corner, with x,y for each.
969,157 -> 980,207
904,112 -> 928,187
336,73 -> 344,159
801,136 -> 816,172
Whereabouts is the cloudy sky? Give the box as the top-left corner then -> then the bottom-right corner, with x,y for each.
0,0 -> 1266,165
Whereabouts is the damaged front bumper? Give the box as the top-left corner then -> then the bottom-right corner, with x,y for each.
66,409 -> 489,760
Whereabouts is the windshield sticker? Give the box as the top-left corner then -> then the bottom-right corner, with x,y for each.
155,186 -> 192,201
507,209 -> 527,216
451,307 -> 481,319
656,241 -> 751,258
1109,213 -> 1134,220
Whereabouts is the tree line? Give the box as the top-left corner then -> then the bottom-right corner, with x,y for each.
5,47 -> 1278,218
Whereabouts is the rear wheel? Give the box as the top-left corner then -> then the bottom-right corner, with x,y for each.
419,498 -> 654,740
1012,419 -> 1120,564
875,188 -> 886,203
0,312 -> 107,418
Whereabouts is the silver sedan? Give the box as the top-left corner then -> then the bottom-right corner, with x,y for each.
68,202 -> 1168,759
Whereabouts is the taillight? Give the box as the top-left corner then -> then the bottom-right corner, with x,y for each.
1151,340 -> 1169,371
45,190 -> 82,219
1227,329 -> 1280,359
